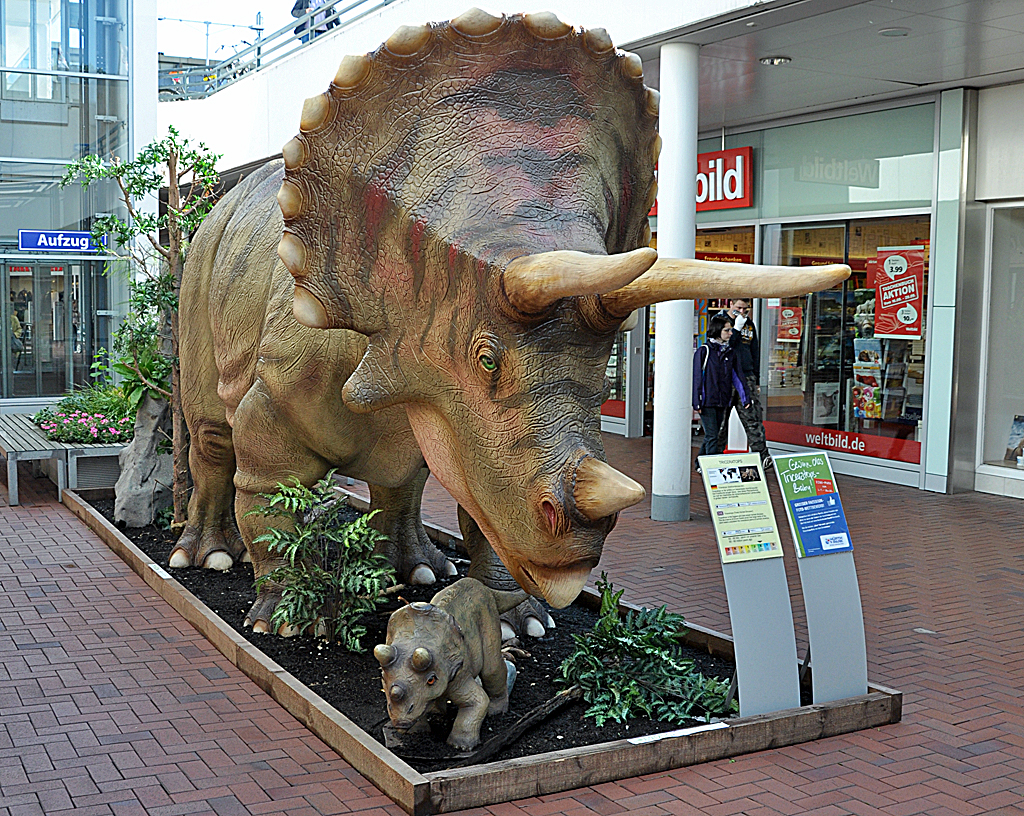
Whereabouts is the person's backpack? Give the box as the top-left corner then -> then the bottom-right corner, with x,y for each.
292,0 -> 310,38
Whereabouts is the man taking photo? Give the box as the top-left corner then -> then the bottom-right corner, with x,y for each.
714,298 -> 772,472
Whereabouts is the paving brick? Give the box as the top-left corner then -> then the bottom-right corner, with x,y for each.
6,443 -> 1024,815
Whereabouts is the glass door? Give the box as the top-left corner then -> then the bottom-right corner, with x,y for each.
762,223 -> 847,429
4,261 -> 72,397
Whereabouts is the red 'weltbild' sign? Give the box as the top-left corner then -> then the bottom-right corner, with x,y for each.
764,421 -> 921,464
874,245 -> 924,339
649,146 -> 754,216
697,147 -> 753,212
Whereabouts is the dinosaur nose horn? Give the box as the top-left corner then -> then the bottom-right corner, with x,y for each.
573,457 -> 645,521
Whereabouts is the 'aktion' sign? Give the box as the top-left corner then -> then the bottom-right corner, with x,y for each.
874,245 -> 924,339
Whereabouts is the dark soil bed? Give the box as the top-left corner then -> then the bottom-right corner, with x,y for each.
92,499 -> 738,773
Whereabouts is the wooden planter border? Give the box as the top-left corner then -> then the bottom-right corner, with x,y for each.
64,490 -> 901,816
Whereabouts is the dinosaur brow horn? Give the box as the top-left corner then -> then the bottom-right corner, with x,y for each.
503,248 -> 657,315
584,257 -> 851,331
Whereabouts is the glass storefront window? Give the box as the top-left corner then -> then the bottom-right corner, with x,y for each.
761,104 -> 934,218
0,76 -> 128,162
982,206 -> 1024,469
761,215 -> 930,463
641,227 -> 755,432
2,0 -> 129,81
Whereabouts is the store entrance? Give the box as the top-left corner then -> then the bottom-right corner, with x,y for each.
761,215 -> 930,464
3,261 -> 103,399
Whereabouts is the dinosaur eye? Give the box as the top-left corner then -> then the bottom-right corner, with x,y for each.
427,675 -> 437,686
479,353 -> 497,373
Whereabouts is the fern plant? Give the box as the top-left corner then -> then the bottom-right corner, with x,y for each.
558,574 -> 737,726
248,472 -> 395,651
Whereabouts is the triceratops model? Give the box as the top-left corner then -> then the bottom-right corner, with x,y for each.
174,8 -> 849,633
374,577 -> 524,750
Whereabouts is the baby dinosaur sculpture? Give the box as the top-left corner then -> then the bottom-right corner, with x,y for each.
174,8 -> 849,634
374,577 -> 524,750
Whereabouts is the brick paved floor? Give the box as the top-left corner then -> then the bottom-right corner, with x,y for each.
4,435 -> 1024,815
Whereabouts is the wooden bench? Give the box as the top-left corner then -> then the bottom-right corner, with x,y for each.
0,413 -> 71,505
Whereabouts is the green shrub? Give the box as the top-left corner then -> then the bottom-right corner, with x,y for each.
557,574 -> 737,726
33,383 -> 134,444
109,317 -> 172,412
249,472 -> 396,651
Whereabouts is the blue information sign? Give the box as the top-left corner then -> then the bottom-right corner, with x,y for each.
788,493 -> 852,557
774,452 -> 853,558
18,230 -> 104,253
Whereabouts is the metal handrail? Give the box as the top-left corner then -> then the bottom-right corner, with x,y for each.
158,0 -> 392,101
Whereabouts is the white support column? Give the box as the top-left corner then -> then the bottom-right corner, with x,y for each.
650,42 -> 699,522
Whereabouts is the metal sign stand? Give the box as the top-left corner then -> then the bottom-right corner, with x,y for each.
774,452 -> 868,703
795,552 -> 868,703
700,453 -> 801,717
721,558 -> 802,716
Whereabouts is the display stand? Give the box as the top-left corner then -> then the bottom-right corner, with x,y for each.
699,453 -> 801,717
774,452 -> 868,704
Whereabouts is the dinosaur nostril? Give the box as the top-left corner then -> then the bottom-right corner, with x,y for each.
541,499 -> 558,537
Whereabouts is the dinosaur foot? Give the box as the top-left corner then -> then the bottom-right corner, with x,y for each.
170,520 -> 245,571
501,597 -> 556,641
409,558 -> 459,585
244,589 -> 300,636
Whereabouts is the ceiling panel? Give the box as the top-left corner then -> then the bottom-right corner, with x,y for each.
658,0 -> 1024,130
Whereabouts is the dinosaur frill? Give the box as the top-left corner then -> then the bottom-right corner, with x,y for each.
276,9 -> 660,341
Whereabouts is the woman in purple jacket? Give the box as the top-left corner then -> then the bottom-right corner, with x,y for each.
693,313 -> 750,470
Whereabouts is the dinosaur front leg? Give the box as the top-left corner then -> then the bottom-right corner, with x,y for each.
231,384 -> 330,635
460,506 -> 555,639
446,678 -> 491,751
370,467 -> 457,585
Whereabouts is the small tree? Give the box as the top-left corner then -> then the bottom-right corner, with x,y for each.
62,127 -> 221,525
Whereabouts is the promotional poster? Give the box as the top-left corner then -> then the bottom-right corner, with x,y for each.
773,452 -> 854,558
874,246 -> 924,339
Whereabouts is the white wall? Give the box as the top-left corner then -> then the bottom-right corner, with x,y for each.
977,82 -> 1024,202
159,0 -> 760,171
131,0 -> 159,157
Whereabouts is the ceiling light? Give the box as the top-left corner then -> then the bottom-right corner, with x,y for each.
878,27 -> 910,37
759,55 -> 791,66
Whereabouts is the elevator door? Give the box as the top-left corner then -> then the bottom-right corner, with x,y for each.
4,262 -> 72,398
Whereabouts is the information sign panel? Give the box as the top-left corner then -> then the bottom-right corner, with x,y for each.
773,452 -> 867,704
699,453 -> 800,717
700,453 -> 783,564
774,452 -> 852,557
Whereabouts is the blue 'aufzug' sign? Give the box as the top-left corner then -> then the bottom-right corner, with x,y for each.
18,230 -> 105,253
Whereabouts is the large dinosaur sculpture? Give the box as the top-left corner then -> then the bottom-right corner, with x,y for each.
174,8 -> 849,634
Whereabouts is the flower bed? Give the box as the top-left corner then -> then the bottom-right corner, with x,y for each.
34,409 -> 134,444
33,383 -> 135,445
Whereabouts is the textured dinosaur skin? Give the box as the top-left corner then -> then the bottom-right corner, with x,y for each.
175,9 -> 849,632
374,578 -> 525,750
176,10 -> 657,628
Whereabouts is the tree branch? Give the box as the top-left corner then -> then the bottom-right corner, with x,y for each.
114,171 -> 172,262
